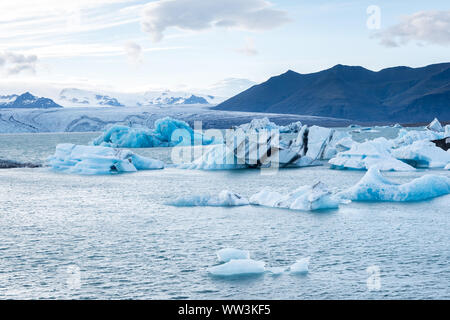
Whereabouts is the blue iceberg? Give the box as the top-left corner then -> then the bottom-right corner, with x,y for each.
48,143 -> 164,175
167,190 -> 249,207
216,248 -> 251,263
208,259 -> 266,277
92,117 -> 216,148
339,167 -> 450,202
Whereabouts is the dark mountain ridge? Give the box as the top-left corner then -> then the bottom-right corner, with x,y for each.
215,63 -> 450,123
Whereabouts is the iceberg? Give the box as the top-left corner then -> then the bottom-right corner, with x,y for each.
92,117 -> 216,148
445,163 -> 450,170
168,190 -> 249,207
445,125 -> 450,137
392,140 -> 450,168
48,143 -> 164,175
216,248 -> 250,263
339,168 -> 450,202
426,118 -> 444,132
329,138 -> 415,171
250,182 -> 343,211
232,117 -> 302,133
207,259 -> 266,277
394,128 -> 444,147
289,257 -> 310,274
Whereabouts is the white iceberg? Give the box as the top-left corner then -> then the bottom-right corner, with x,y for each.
329,137 -> 415,171
339,167 -> 450,202
48,143 -> 164,175
92,117 -> 216,148
394,128 -> 444,147
216,248 -> 250,263
207,259 -> 266,277
232,117 -> 302,133
426,118 -> 444,132
250,182 -> 343,211
392,140 -> 450,168
289,257 -> 310,274
168,190 -> 249,207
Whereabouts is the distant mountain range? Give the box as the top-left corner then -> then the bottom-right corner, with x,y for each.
0,92 -> 62,109
215,63 -> 450,123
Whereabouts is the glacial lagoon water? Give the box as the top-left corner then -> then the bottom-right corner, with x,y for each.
0,131 -> 449,299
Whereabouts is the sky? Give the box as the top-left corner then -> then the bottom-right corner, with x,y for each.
0,0 -> 449,94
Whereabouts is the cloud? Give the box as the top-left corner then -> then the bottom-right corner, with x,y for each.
124,41 -> 143,64
374,10 -> 450,47
141,0 -> 290,42
0,51 -> 38,75
236,38 -> 258,56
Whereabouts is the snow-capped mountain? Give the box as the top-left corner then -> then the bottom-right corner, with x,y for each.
0,92 -> 62,109
59,88 -> 124,107
57,88 -> 222,107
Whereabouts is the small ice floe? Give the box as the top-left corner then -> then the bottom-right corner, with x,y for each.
216,248 -> 250,263
168,190 -> 249,207
392,140 -> 450,168
339,167 -> 450,202
0,159 -> 41,169
250,182 -> 343,211
208,259 -> 266,277
329,137 -> 415,171
426,118 -> 444,132
289,257 -> 310,274
393,123 -> 403,128
92,117 -> 216,148
48,143 -> 164,175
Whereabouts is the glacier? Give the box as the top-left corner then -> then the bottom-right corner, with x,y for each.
216,248 -> 251,263
48,143 -> 164,175
249,182 -> 343,211
92,117 -> 216,148
208,259 -> 266,277
167,190 -> 249,207
339,168 -> 450,202
391,140 -> 450,168
289,257 -> 310,274
329,137 -> 415,171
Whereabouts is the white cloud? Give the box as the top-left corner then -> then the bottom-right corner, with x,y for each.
124,41 -> 143,64
236,37 -> 258,56
374,10 -> 450,47
141,0 -> 290,42
0,51 -> 38,75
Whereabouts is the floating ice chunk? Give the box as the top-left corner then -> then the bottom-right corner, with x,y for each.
48,143 -> 164,175
216,248 -> 250,263
92,117 -> 216,148
426,118 -> 444,132
339,168 -> 450,202
178,144 -> 247,170
392,140 -> 450,168
250,182 -> 342,211
445,163 -> 450,170
393,123 -> 403,128
394,128 -> 444,147
445,125 -> 450,137
289,257 -> 310,274
168,190 -> 249,207
329,137 -> 415,171
334,137 -> 354,152
280,121 -> 303,133
233,117 -> 280,132
208,259 -> 266,277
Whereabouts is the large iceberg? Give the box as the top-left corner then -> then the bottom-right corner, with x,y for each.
216,248 -> 250,263
167,190 -> 249,207
426,118 -> 444,132
394,128 -> 444,147
329,137 -> 415,171
232,117 -> 302,133
250,182 -> 343,211
48,143 -> 164,175
391,140 -> 450,168
207,259 -> 266,277
339,168 -> 450,202
92,117 -> 216,148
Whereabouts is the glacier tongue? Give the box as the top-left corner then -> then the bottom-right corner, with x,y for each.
339,167 -> 450,202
